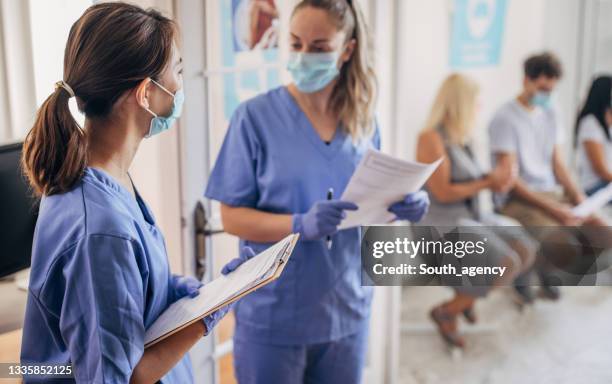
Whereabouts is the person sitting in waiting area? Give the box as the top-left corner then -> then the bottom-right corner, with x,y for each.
417,74 -> 537,349
575,75 -> 612,197
488,52 -> 608,301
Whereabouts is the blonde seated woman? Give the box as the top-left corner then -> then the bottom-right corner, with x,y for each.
416,74 -> 537,349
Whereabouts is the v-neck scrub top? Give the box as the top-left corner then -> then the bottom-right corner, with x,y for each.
205,86 -> 380,346
21,168 -> 193,383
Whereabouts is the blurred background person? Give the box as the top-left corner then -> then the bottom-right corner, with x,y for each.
575,76 -> 612,197
416,74 -> 537,349
489,52 -> 608,302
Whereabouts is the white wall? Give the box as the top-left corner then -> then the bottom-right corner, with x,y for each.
0,0 -> 37,141
393,0 -> 580,169
542,0 -> 582,160
0,2 -> 10,141
28,0 -> 91,108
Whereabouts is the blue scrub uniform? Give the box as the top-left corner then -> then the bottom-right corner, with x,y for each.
205,86 -> 380,383
21,167 -> 193,383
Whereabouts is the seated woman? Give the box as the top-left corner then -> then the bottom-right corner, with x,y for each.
416,74 -> 537,349
575,76 -> 612,196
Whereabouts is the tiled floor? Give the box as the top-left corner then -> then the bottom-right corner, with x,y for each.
399,286 -> 612,384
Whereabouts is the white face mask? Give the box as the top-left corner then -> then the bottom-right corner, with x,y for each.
286,51 -> 341,93
143,79 -> 184,138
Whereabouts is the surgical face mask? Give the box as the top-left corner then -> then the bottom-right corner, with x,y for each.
287,51 -> 340,93
530,91 -> 552,109
144,79 -> 184,138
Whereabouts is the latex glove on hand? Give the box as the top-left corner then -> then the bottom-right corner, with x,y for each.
388,191 -> 430,223
203,246 -> 256,335
292,200 -> 358,240
171,275 -> 203,301
221,246 -> 257,275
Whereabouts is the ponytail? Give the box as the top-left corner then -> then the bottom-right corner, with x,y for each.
22,84 -> 87,196
293,0 -> 377,141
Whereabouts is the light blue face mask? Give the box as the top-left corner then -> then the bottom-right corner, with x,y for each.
144,79 -> 184,138
530,91 -> 552,109
287,51 -> 340,93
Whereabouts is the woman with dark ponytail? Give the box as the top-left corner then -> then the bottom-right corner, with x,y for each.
20,3 -> 247,383
575,75 -> 612,196
205,0 -> 429,382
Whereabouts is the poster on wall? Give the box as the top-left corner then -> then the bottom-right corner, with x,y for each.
219,0 -> 281,119
232,0 -> 279,52
449,0 -> 508,69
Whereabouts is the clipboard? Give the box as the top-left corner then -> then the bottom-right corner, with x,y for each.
144,233 -> 300,348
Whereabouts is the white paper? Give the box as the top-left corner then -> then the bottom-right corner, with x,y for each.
144,234 -> 297,346
338,150 -> 443,229
572,183 -> 612,218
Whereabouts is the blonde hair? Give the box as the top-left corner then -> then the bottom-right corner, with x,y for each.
423,74 -> 479,145
293,0 -> 377,141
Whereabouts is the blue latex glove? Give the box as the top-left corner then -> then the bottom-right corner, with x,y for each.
171,275 -> 203,301
203,246 -> 256,335
292,200 -> 358,240
202,305 -> 230,336
221,246 -> 257,275
388,191 -> 430,222
171,275 -> 227,335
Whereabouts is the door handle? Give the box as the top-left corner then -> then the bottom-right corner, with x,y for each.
194,201 -> 225,280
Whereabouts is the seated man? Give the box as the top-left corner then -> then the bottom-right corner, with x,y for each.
488,52 -> 606,301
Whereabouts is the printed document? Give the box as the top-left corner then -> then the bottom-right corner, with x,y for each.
572,183 -> 612,218
339,150 -> 442,229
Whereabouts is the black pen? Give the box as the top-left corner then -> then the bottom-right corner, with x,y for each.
327,188 -> 333,250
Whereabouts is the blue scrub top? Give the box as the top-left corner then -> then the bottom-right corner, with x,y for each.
205,86 -> 380,346
21,167 -> 193,383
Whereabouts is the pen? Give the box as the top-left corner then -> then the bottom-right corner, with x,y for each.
327,188 -> 333,250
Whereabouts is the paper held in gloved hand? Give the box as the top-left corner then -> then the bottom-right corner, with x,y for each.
338,149 -> 443,229
572,182 -> 612,218
144,233 -> 300,348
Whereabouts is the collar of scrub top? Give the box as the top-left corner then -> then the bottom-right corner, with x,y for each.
84,167 -> 156,226
279,87 -> 345,159
127,173 -> 157,226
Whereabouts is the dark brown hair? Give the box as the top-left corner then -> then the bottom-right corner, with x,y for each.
292,0 -> 377,141
22,2 -> 177,196
524,52 -> 563,80
575,75 -> 612,144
